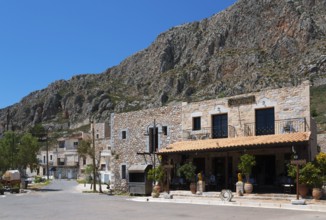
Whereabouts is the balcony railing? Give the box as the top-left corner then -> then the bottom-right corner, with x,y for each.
244,117 -> 307,136
183,125 -> 236,140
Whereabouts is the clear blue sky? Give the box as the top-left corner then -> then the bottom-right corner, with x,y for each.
0,0 -> 237,109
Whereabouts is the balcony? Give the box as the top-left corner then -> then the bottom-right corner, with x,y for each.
183,125 -> 236,140
244,118 -> 307,136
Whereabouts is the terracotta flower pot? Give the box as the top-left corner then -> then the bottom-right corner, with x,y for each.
190,182 -> 197,194
312,188 -> 322,200
298,184 -> 309,198
244,183 -> 253,194
151,184 -> 161,198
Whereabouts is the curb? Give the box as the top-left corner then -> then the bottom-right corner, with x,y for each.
129,196 -> 326,212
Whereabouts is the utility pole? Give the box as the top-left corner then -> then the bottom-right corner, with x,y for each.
46,131 -> 49,180
91,120 -> 97,192
153,119 -> 156,183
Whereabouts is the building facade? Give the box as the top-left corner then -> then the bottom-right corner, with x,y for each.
160,81 -> 317,192
37,133 -> 86,179
109,104 -> 183,191
109,81 -> 317,192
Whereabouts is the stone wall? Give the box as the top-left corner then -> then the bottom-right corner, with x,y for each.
109,81 -> 315,191
182,81 -> 311,137
111,104 -> 183,191
317,134 -> 326,153
94,122 -> 110,139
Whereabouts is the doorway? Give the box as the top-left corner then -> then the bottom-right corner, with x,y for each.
252,155 -> 276,186
193,158 -> 205,176
212,114 -> 228,138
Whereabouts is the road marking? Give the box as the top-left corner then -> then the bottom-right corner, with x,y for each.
0,195 -> 6,198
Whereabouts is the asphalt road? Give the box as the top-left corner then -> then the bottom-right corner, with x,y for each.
0,180 -> 325,220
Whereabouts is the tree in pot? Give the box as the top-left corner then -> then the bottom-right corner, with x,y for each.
147,165 -> 164,198
316,152 -> 326,198
177,162 -> 197,194
238,154 -> 256,194
288,162 -> 323,199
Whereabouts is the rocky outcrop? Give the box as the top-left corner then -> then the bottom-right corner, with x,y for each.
0,0 -> 325,131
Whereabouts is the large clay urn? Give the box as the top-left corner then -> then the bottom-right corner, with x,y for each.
190,182 -> 197,194
244,182 -> 253,194
151,184 -> 161,198
298,184 -> 309,198
312,188 -> 322,200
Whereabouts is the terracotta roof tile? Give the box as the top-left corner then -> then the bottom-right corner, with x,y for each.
159,132 -> 311,154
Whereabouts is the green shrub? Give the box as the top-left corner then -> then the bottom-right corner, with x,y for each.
147,165 -> 164,184
178,162 -> 196,183
288,162 -> 323,188
238,154 -> 256,183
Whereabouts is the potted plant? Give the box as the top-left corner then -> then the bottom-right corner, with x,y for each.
147,165 -> 164,198
238,154 -> 256,194
288,162 -> 323,199
303,163 -> 323,200
316,152 -> 326,198
178,162 -> 197,194
287,163 -> 308,198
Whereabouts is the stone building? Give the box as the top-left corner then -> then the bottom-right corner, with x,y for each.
88,81 -> 317,193
91,122 -> 112,184
160,81 -> 317,192
38,132 -> 87,179
109,104 -> 183,191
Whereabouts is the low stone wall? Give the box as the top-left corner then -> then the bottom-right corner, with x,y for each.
317,134 -> 326,153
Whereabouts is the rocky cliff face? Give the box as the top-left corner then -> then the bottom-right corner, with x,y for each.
0,0 -> 325,131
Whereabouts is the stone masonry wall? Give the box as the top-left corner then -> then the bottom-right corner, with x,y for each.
109,81 -> 313,191
182,81 -> 311,137
94,122 -> 110,139
317,134 -> 326,153
111,104 -> 183,191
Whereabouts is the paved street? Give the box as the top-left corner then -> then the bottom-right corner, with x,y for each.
0,180 -> 325,220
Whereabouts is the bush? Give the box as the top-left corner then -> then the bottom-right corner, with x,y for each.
34,176 -> 44,183
238,154 -> 256,183
147,165 -> 164,184
178,162 -> 196,183
288,162 -> 322,188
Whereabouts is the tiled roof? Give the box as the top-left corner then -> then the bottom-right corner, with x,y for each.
159,132 -> 311,154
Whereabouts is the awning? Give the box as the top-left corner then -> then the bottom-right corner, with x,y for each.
128,164 -> 152,173
159,132 -> 311,154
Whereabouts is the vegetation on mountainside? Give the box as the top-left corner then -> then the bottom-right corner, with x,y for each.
311,85 -> 326,133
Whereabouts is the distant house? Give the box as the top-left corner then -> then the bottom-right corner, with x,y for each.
89,122 -> 112,184
37,133 -> 86,179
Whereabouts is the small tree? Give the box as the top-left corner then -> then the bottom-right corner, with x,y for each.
0,131 -> 40,173
77,139 -> 101,192
316,152 -> 326,183
288,162 -> 323,188
84,164 -> 94,183
147,165 -> 164,185
178,162 -> 196,183
238,154 -> 256,183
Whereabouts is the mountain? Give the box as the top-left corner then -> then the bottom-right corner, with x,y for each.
0,0 -> 325,132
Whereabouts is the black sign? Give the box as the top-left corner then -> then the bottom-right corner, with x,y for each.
228,95 -> 256,107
